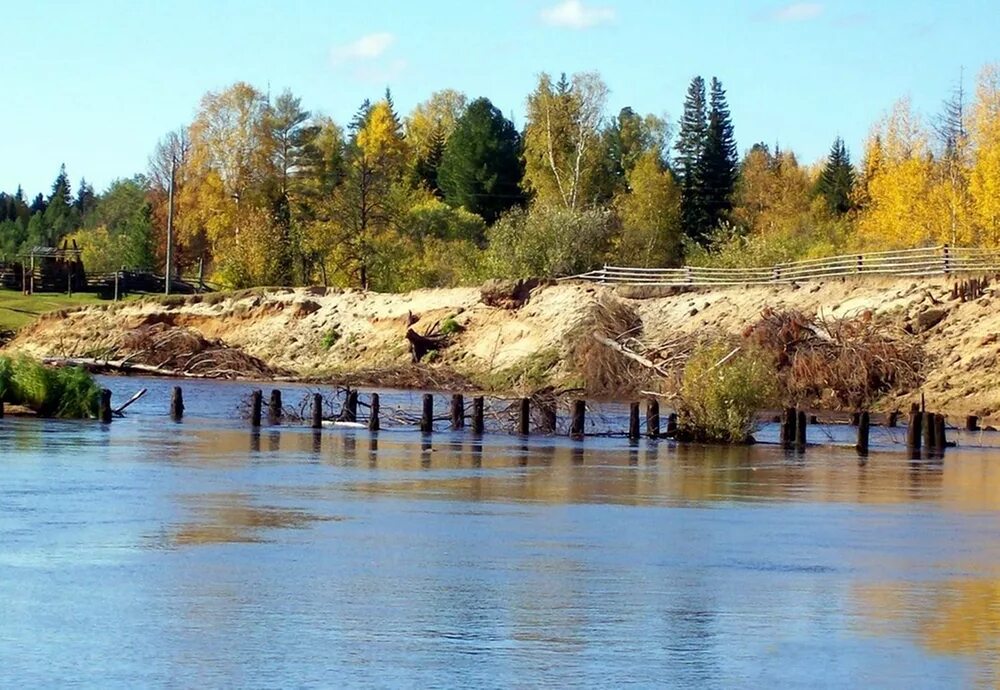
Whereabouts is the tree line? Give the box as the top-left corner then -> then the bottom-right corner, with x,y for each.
1,63 -> 998,288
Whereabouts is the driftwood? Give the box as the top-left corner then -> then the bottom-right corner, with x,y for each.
113,388 -> 147,415
405,327 -> 450,363
44,356 -> 229,379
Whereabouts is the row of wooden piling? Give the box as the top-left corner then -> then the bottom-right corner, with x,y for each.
94,385 -> 959,458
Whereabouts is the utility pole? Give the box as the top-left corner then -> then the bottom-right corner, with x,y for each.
165,157 -> 175,295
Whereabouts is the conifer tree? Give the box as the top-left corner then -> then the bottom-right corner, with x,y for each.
675,76 -> 708,243
700,78 -> 738,233
816,137 -> 855,215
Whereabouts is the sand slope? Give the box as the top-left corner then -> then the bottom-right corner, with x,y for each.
8,277 -> 1000,418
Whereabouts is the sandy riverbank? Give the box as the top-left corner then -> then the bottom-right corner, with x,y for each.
6,276 -> 1000,419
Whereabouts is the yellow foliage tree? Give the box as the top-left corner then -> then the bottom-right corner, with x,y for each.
610,151 -> 681,266
970,64 -> 1000,245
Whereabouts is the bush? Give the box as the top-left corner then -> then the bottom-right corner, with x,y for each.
676,342 -> 777,444
0,356 -> 101,418
321,328 -> 341,350
439,317 -> 462,335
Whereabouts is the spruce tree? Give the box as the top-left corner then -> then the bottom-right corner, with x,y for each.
816,137 -> 855,215
414,124 -> 446,196
700,78 -> 738,234
675,76 -> 708,243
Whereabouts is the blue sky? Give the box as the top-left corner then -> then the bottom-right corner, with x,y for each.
3,0 -> 997,196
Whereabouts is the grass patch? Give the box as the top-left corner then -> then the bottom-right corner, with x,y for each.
0,355 -> 101,418
0,292 -> 108,331
440,317 -> 463,335
474,347 -> 562,393
321,327 -> 342,350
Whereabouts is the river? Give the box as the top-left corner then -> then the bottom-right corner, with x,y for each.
2,376 -> 1000,688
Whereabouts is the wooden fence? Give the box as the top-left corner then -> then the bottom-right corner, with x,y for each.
565,246 -> 1000,287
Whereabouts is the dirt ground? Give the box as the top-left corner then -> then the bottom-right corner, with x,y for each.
8,276 -> 1000,420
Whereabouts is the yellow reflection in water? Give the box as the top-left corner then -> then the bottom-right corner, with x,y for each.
858,578 -> 1000,687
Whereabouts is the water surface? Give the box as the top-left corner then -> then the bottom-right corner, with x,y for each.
2,377 -> 1000,688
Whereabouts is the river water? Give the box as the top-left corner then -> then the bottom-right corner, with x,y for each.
2,377 -> 1000,688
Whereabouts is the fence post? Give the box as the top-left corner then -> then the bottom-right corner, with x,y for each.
856,254 -> 863,274
942,245 -> 951,275
685,266 -> 693,285
451,394 -> 465,430
368,393 -> 380,432
646,399 -> 660,438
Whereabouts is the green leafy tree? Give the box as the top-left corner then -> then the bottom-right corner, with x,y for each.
437,97 -> 524,224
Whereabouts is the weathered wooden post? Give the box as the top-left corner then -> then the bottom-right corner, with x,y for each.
540,403 -> 557,433
923,411 -> 936,451
312,393 -> 323,429
0,398 -> 4,418
344,390 -> 358,423
856,411 -> 870,456
519,398 -> 530,435
907,410 -> 923,454
888,411 -> 899,428
100,389 -> 113,424
421,394 -> 434,434
250,390 -> 262,428
796,410 -> 807,449
666,413 -> 678,437
851,412 -> 861,426
450,394 -> 464,430
268,389 -> 282,424
628,402 -> 640,441
368,393 -> 380,432
472,397 -> 485,434
935,414 -> 947,454
646,399 -> 660,439
966,415 -> 979,432
781,408 -> 797,448
170,386 -> 184,420
570,400 -> 585,438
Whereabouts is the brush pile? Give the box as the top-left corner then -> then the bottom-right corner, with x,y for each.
742,308 -> 924,409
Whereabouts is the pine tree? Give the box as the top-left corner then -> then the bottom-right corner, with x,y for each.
75,178 -> 97,216
675,76 -> 708,243
700,77 -> 738,233
816,137 -> 855,215
414,124 -> 446,196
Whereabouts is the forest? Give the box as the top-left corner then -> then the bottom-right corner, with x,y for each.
1,63 -> 998,291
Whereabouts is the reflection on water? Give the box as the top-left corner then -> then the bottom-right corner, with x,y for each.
3,375 -> 1000,686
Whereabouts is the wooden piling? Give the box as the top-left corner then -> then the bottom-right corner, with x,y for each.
570,400 -> 585,438
923,411 -> 936,451
540,403 -> 557,433
519,398 -> 530,435
344,390 -> 358,423
312,393 -> 323,429
421,394 -> 434,433
781,408 -> 797,448
100,389 -> 113,424
935,414 -> 947,454
368,393 -> 380,432
628,402 -> 640,441
472,397 -> 485,434
907,411 -> 923,452
250,390 -> 262,427
966,415 -> 979,432
0,398 -> 4,419
666,413 -> 678,437
450,394 -> 465,430
170,386 -> 184,420
796,410 -> 807,449
887,411 -> 899,428
646,399 -> 660,438
856,411 -> 870,456
268,389 -> 282,424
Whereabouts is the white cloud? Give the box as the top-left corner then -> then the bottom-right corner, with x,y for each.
331,32 -> 395,64
769,3 -> 824,21
541,0 -> 615,29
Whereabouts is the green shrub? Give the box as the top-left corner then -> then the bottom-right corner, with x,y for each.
677,342 -> 777,444
440,317 -> 462,336
321,327 -> 341,350
0,355 -> 100,418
